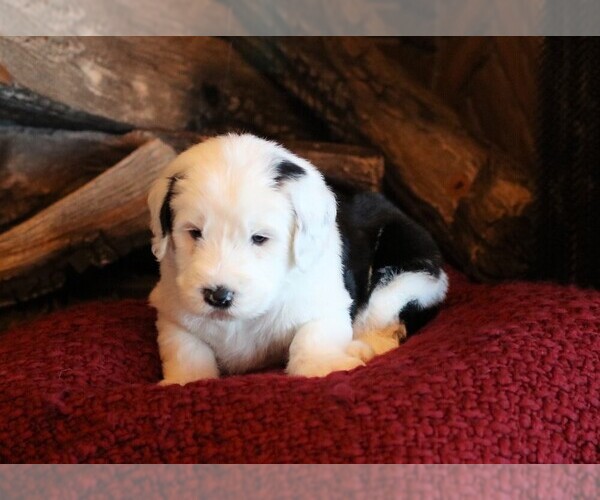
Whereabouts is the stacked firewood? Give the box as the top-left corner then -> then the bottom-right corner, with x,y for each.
0,36 -> 540,315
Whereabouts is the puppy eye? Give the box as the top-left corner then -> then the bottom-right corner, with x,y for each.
251,234 -> 269,245
188,228 -> 203,240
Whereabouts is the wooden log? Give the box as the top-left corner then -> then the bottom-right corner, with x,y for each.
231,37 -> 536,281
290,140 -> 383,192
0,37 -> 321,139
0,134 -> 383,306
0,138 -> 177,307
0,127 -> 147,231
383,37 -> 541,169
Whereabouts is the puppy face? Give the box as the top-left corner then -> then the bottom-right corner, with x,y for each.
148,134 -> 337,321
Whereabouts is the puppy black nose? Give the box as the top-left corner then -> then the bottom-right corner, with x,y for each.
203,286 -> 234,309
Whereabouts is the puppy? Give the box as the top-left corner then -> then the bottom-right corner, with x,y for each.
148,134 -> 448,384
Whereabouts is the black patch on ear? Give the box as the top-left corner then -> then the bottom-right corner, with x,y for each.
274,160 -> 306,185
159,176 -> 180,237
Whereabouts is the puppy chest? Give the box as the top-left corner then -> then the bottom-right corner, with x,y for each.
204,325 -> 295,374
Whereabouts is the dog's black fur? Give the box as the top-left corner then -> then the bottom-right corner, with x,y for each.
274,160 -> 307,184
159,175 -> 181,237
336,191 -> 444,335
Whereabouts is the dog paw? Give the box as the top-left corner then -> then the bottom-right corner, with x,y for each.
158,378 -> 182,386
346,339 -> 376,362
158,366 -> 219,386
157,374 -> 219,386
353,322 -> 405,357
287,352 -> 365,378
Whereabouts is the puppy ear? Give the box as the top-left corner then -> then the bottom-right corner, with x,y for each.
275,160 -> 337,271
148,175 -> 180,261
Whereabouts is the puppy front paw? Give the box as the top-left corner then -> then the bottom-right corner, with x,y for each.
157,326 -> 220,386
346,339 -> 376,362
287,352 -> 365,378
158,364 -> 220,386
158,378 -> 181,387
353,322 -> 406,358
158,375 -> 219,386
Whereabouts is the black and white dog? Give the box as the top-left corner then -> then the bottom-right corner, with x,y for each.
148,134 -> 447,385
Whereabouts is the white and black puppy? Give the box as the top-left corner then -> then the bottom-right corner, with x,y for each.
148,134 -> 448,385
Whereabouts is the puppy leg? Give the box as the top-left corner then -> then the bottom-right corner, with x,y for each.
351,270 -> 448,361
157,319 -> 219,385
286,315 -> 365,378
347,323 -> 407,362
340,195 -> 448,364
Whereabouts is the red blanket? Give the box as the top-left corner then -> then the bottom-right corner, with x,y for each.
0,271 -> 598,463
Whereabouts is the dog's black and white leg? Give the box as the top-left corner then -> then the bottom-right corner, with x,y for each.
338,193 -> 448,362
350,268 -> 448,360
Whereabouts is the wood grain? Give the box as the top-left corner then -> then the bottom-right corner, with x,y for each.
289,140 -> 383,192
0,37 -> 320,138
0,139 -> 177,306
0,127 -> 146,231
384,37 -> 541,168
232,37 -> 535,280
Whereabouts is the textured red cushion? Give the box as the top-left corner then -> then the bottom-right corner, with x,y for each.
0,271 -> 598,463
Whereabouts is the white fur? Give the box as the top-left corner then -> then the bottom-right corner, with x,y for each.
149,134 -> 362,384
149,134 -> 449,384
350,270 -> 449,360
